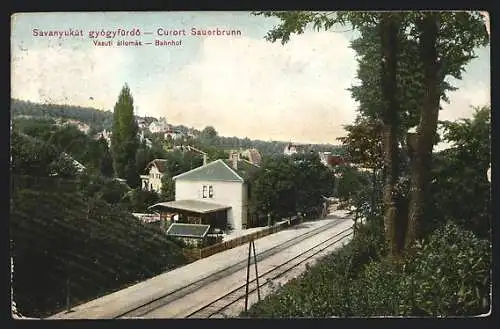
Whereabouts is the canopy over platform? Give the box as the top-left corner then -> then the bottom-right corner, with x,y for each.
166,223 -> 211,238
149,200 -> 231,214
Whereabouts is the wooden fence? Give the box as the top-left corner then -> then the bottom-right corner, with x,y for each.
183,216 -> 301,261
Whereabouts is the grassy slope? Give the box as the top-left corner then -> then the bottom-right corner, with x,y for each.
10,182 -> 186,317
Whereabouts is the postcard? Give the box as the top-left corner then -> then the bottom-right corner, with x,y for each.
10,11 -> 491,320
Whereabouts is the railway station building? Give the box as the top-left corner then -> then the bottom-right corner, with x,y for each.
149,155 -> 260,232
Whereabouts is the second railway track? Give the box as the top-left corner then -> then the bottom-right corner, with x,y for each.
184,227 -> 353,318
117,217 -> 351,319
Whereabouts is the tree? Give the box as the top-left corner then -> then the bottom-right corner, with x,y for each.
293,153 -> 335,217
378,13 -> 402,258
257,11 -> 404,257
160,174 -> 175,201
11,98 -> 115,133
12,117 -> 115,178
250,154 -> 334,223
157,150 -> 203,201
405,12 -> 489,248
426,106 -> 491,238
49,154 -> 79,178
338,117 -> 383,170
205,147 -> 228,161
122,188 -> 161,212
12,117 -> 56,141
199,126 -> 218,146
182,150 -> 204,171
333,164 -> 375,234
135,147 -> 149,176
11,131 -> 77,178
256,10 -> 489,256
96,137 -> 114,177
338,117 -> 384,220
110,84 -> 140,188
251,156 -> 296,222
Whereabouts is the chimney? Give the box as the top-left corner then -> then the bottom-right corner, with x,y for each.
203,154 -> 208,166
230,151 -> 238,170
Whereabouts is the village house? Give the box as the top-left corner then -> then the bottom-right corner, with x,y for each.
240,148 -> 262,166
95,129 -> 112,147
318,152 -> 345,168
284,142 -> 308,156
148,117 -> 169,134
56,119 -> 90,134
164,128 -> 185,141
95,129 -> 153,149
136,117 -> 148,130
140,159 -> 169,193
149,152 -> 260,232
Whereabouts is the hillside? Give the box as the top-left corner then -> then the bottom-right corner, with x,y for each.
10,176 -> 187,317
11,99 -> 343,156
11,98 -> 114,132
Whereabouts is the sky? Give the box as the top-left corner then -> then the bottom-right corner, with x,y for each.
11,12 -> 490,145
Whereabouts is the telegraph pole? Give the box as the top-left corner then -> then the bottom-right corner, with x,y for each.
244,240 -> 251,312
252,240 -> 261,302
244,239 -> 261,312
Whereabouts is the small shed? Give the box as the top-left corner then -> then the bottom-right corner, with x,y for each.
149,200 -> 230,231
166,223 -> 211,247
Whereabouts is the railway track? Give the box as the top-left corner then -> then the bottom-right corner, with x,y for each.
184,227 -> 353,318
116,217 -> 351,319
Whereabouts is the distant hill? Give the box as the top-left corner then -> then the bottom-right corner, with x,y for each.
11,98 -> 115,132
10,99 -> 159,132
10,99 -> 343,156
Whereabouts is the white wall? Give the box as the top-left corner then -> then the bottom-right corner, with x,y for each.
241,182 -> 249,229
148,166 -> 163,193
284,147 -> 297,156
175,180 -> 246,230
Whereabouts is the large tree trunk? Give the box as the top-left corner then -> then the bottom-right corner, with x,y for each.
405,13 -> 440,249
379,14 -> 401,258
370,168 -> 377,216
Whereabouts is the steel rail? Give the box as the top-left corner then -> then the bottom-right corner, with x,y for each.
116,217 -> 350,318
185,227 -> 353,318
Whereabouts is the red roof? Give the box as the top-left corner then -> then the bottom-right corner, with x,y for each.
246,149 -> 262,165
326,155 -> 345,166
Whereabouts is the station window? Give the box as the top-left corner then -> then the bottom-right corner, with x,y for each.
209,185 -> 213,198
202,185 -> 207,198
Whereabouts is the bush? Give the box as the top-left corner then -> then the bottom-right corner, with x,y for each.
348,259 -> 403,316
351,222 -> 491,317
244,222 -> 381,318
244,222 -> 490,317
346,222 -> 386,277
397,222 -> 491,316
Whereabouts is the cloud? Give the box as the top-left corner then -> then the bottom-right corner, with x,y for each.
11,27 -> 489,146
146,31 -> 359,143
435,80 -> 490,152
11,45 -> 131,110
440,82 -> 490,121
